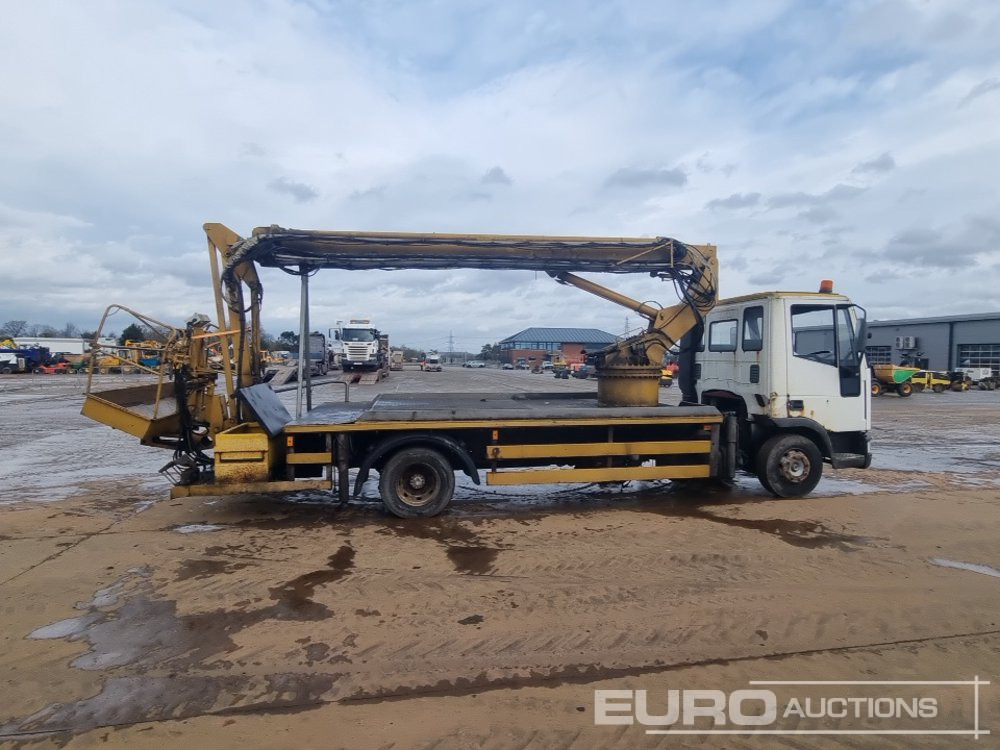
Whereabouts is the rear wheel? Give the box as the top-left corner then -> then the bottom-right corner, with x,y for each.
755,434 -> 823,498
898,381 -> 913,397
378,447 -> 455,518
932,383 -> 944,393
871,382 -> 882,397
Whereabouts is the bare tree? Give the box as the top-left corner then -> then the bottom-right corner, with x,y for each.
1,320 -> 28,337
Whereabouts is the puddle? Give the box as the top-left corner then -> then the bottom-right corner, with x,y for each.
872,444 -> 1000,475
0,673 -> 339,739
174,559 -> 251,581
24,550 -> 356,673
174,524 -> 225,534
928,558 -> 1000,579
379,516 -> 513,575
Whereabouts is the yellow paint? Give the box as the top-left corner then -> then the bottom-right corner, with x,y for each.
485,464 -> 711,485
214,422 -> 277,482
286,452 -> 333,464
487,440 -> 711,460
285,414 -> 722,434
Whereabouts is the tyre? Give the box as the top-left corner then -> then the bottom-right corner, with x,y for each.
898,381 -> 913,397
932,384 -> 944,394
98,367 -> 109,375
0,366 -> 12,375
871,382 -> 882,397
755,434 -> 823,498
378,447 -> 455,518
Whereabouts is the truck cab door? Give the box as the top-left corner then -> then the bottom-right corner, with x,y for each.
785,301 -> 867,432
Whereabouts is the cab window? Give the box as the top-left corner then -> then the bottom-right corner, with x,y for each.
742,306 -> 763,352
791,305 -> 836,365
708,319 -> 738,352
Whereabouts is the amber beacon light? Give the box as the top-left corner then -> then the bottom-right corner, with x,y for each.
819,279 -> 834,293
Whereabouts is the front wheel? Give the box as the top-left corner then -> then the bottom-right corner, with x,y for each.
871,382 -> 882,397
898,381 -> 913,397
755,434 -> 823,498
932,384 -> 944,394
378,447 -> 455,518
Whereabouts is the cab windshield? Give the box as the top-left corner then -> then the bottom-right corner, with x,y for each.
343,329 -> 375,342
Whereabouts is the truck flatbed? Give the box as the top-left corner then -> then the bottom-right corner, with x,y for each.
284,391 -> 722,431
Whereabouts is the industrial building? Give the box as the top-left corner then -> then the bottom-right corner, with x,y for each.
499,327 -> 617,367
866,312 -> 1000,374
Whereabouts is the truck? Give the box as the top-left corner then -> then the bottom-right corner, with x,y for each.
390,350 -> 405,370
334,319 -> 386,373
308,333 -> 328,376
0,340 -> 52,373
422,353 -> 443,372
81,223 -> 871,518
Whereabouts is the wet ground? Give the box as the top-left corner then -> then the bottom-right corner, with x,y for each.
1,368 -> 999,748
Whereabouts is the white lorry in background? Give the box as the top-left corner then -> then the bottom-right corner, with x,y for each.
334,319 -> 386,372
422,352 -> 443,372
390,349 -> 404,371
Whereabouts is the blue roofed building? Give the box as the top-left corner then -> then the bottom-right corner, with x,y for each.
499,327 -> 618,368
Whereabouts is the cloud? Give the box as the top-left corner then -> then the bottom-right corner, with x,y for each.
705,192 -> 761,210
349,186 -> 386,201
852,152 -> 896,174
604,166 -> 687,190
960,77 -> 1000,106
768,184 -> 866,209
267,177 -> 319,203
2,0 -> 1000,337
882,224 -> 986,269
480,166 -> 512,185
797,206 -> 840,224
747,267 -> 786,286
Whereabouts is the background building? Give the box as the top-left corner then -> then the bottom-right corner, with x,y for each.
499,327 -> 617,367
866,312 -> 1000,374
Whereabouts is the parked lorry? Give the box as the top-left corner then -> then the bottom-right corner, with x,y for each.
0,340 -> 52,373
334,319 -> 386,372
81,223 -> 871,517
390,350 -> 405,370
309,333 -> 328,376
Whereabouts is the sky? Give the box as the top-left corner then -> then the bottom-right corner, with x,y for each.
2,0 -> 999,353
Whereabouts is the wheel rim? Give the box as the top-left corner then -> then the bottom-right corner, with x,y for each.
778,449 -> 811,483
395,464 -> 439,507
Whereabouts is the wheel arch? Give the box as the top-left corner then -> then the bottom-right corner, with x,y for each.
752,416 -> 833,460
353,432 -> 480,496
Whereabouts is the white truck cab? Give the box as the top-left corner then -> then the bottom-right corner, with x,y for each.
335,319 -> 382,372
683,287 -> 871,495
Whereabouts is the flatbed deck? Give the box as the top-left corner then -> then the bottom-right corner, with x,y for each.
283,391 -> 722,432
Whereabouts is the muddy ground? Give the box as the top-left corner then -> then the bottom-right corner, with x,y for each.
1,368 -> 998,749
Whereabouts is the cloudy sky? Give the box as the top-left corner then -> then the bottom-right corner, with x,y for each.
2,0 -> 999,352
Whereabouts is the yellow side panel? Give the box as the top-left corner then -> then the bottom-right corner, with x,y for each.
485,464 -> 711,485
214,423 -> 279,482
487,440 -> 712,460
286,452 -> 333,465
